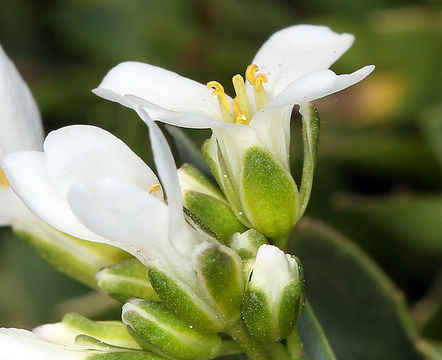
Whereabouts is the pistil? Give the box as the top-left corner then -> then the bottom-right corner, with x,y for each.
232,74 -> 252,123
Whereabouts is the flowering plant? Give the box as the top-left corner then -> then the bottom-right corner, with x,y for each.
0,23 -> 427,360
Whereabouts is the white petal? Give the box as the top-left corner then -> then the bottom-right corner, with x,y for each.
133,108 -> 200,256
249,105 -> 293,169
1,151 -> 105,242
43,125 -> 161,199
67,177 -> 171,264
124,94 -> 228,129
0,45 -> 44,155
267,65 -> 375,108
93,61 -> 223,123
0,186 -> 30,227
251,25 -> 355,96
0,328 -> 89,360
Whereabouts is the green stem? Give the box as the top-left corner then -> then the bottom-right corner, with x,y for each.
266,342 -> 292,360
286,327 -> 304,360
227,320 -> 270,360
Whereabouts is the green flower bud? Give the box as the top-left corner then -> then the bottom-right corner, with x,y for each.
15,222 -> 130,288
147,242 -> 244,332
203,138 -> 299,246
96,259 -> 159,303
34,313 -> 140,349
177,163 -> 247,244
194,243 -> 244,326
122,299 -> 222,360
228,229 -> 268,259
242,245 -> 305,342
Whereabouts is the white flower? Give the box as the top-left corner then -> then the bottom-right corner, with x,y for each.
0,44 -> 44,228
93,24 -> 374,170
2,117 -> 242,330
92,25 -> 374,240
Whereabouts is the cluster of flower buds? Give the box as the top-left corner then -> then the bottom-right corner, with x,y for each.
0,24 -> 373,360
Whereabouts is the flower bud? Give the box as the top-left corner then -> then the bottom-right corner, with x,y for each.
122,299 -> 222,360
194,243 -> 244,326
177,163 -> 246,244
14,222 -> 130,288
34,313 -> 140,349
96,259 -> 159,302
147,242 -> 244,332
241,245 -> 305,342
203,138 -> 299,246
228,229 -> 268,259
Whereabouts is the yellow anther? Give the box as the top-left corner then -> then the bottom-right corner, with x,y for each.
0,168 -> 9,187
246,64 -> 269,110
207,80 -> 234,123
148,183 -> 161,195
207,81 -> 230,112
246,64 -> 268,91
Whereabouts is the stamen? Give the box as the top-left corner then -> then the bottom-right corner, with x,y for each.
233,98 -> 249,125
0,168 -> 9,187
148,183 -> 161,195
207,81 -> 234,123
246,64 -> 269,110
232,74 -> 252,121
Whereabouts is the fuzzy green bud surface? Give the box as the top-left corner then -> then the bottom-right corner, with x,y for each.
122,299 -> 222,360
242,244 -> 305,342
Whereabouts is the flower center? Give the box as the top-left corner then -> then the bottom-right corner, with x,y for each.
0,167 -> 9,187
207,64 -> 269,125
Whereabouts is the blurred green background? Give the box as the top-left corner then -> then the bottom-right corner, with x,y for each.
0,0 -> 441,350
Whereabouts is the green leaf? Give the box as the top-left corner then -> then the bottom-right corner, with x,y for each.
298,103 -> 320,220
334,193 -> 442,254
289,219 -> 421,360
296,302 -> 337,360
420,103 -> 442,170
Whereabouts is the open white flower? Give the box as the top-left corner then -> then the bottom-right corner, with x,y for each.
0,45 -> 130,286
93,24 -> 374,169
0,44 -> 44,228
3,115 -> 242,330
93,25 -> 374,241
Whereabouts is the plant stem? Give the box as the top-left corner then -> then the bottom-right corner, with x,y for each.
227,320 -> 270,360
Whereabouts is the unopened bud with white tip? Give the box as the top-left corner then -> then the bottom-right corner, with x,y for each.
241,244 -> 305,343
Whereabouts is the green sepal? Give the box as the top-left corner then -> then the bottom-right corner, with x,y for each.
195,245 -> 244,326
77,335 -> 168,360
201,138 -> 250,227
61,313 -> 140,349
122,299 -> 222,360
298,102 -> 320,220
96,259 -> 159,303
241,146 -> 298,243
183,191 -> 247,245
14,226 -> 130,288
147,266 -> 221,331
228,229 -> 268,259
